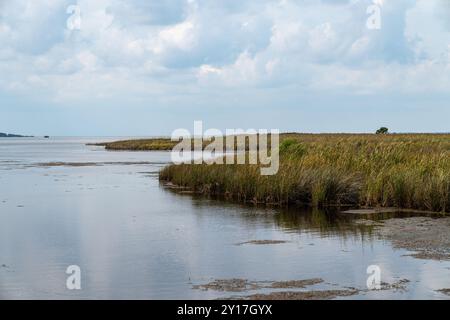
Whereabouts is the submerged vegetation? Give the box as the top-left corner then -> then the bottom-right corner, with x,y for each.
159,134 -> 450,213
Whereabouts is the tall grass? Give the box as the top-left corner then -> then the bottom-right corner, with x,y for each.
159,134 -> 450,213
97,135 -> 274,151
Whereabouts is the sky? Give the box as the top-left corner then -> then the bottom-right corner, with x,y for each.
0,0 -> 450,136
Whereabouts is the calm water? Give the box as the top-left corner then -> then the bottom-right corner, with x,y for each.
0,137 -> 449,299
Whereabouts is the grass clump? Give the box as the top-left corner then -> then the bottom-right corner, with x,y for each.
280,139 -> 308,158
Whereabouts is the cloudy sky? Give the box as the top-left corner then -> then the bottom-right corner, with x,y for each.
0,0 -> 449,136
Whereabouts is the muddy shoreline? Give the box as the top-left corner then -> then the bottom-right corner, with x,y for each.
192,278 -> 412,300
370,216 -> 450,260
191,215 -> 450,299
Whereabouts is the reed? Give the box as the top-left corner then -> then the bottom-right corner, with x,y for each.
159,134 -> 450,213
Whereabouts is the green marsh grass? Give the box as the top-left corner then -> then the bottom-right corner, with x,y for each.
159,134 -> 450,213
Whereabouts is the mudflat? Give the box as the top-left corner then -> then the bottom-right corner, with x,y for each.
372,217 -> 450,260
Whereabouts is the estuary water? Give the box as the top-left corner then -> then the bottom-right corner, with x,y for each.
0,137 -> 449,299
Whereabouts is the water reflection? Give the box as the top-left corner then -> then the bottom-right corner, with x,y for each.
0,138 -> 449,299
166,189 -> 377,241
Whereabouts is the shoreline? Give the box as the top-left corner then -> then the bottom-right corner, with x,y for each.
96,134 -> 450,268
161,179 -> 450,225
161,180 -> 449,215
93,134 -> 450,214
158,134 -> 450,213
161,179 -> 450,263
365,216 -> 450,261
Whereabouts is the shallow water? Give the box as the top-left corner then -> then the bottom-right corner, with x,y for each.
0,137 -> 449,299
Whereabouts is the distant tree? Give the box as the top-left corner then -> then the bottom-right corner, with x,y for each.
376,127 -> 389,134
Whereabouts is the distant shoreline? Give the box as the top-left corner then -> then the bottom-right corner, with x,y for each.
88,133 -> 450,151
0,132 -> 34,138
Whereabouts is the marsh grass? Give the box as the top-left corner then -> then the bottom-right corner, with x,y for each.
95,135 -> 276,151
159,134 -> 450,213
93,139 -> 178,150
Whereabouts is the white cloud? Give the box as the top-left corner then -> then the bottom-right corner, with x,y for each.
0,0 -> 450,105
153,20 -> 196,54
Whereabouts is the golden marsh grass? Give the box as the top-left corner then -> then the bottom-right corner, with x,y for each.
159,134 -> 450,213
